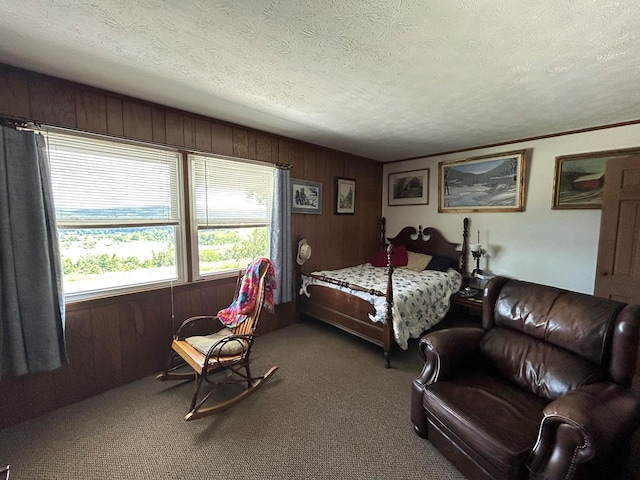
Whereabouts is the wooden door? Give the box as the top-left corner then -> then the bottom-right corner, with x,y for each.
594,157 -> 640,303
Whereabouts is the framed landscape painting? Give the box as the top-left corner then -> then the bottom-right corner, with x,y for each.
552,147 -> 640,209
291,178 -> 322,214
335,177 -> 355,214
439,150 -> 527,213
388,169 -> 429,206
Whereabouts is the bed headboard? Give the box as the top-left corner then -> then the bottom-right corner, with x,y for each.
387,218 -> 469,273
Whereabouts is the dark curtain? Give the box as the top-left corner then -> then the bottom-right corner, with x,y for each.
269,168 -> 292,304
0,125 -> 67,376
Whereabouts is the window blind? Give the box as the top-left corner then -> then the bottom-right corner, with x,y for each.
43,130 -> 180,227
191,154 -> 274,228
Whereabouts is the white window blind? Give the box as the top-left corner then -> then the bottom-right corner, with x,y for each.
191,154 -> 274,228
43,131 -> 180,227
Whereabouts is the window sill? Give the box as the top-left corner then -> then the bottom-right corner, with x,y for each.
65,273 -> 241,311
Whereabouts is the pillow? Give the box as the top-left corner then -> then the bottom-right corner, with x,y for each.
404,251 -> 433,271
426,255 -> 458,272
185,328 -> 248,356
370,244 -> 408,267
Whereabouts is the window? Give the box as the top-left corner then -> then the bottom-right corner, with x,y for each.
41,130 -> 273,298
44,131 -> 183,299
190,154 -> 274,277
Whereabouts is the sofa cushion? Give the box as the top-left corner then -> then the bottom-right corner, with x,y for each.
423,369 -> 548,476
481,327 -> 605,400
493,280 -> 624,365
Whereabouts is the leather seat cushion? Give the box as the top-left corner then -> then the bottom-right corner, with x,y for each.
423,370 -> 549,474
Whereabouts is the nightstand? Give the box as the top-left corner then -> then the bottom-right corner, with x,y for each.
442,287 -> 483,328
451,288 -> 483,314
432,288 -> 483,331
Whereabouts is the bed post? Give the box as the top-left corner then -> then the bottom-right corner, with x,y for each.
461,217 -> 470,276
381,217 -> 386,248
384,243 -> 394,368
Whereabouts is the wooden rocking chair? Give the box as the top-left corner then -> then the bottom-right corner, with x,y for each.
156,258 -> 278,421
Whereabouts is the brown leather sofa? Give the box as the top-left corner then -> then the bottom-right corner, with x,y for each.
411,276 -> 640,480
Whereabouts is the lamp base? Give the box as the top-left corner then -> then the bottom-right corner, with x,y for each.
472,268 -> 483,277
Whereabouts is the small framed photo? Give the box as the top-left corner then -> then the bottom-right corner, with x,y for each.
388,169 -> 429,206
335,178 -> 355,214
439,150 -> 527,213
552,147 -> 640,209
291,178 -> 322,214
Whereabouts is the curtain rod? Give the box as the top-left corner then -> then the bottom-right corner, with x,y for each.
0,115 -> 39,130
274,162 -> 293,170
0,114 -> 294,169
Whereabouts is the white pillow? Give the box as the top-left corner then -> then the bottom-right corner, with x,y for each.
404,251 -> 433,271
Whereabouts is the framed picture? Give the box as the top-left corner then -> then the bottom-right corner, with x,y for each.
291,178 -> 322,214
438,150 -> 527,213
552,147 -> 640,209
388,169 -> 429,206
335,178 -> 355,214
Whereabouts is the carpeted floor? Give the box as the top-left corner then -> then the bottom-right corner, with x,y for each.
0,319 -> 465,480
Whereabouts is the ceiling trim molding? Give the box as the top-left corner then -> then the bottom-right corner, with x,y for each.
388,119 -> 640,164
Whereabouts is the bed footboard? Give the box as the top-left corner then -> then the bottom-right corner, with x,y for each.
299,285 -> 394,367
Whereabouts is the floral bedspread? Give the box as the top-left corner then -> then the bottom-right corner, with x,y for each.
300,264 -> 462,350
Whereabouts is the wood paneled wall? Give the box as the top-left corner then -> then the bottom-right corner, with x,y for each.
0,64 -> 382,428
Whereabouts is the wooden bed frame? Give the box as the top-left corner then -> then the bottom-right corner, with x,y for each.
298,218 -> 470,367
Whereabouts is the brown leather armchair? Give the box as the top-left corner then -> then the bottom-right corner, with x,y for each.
411,276 -> 640,480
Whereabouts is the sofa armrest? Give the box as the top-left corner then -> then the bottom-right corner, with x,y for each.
411,327 -> 485,438
415,327 -> 485,386
528,383 -> 640,479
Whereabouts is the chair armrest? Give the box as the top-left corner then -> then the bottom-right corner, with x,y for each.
202,334 -> 251,361
175,315 -> 221,339
415,327 -> 485,386
411,327 -> 485,437
528,383 -> 640,479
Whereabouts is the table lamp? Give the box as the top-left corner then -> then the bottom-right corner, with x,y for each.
470,242 -> 484,276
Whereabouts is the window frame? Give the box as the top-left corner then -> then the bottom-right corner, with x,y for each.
187,152 -> 274,280
42,128 -> 187,302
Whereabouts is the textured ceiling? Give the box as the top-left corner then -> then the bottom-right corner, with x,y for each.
0,1 -> 639,161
